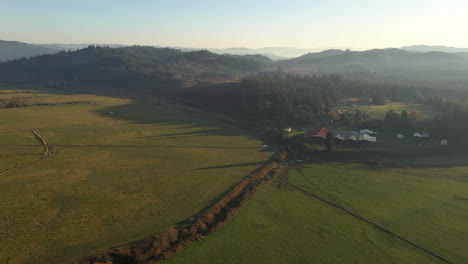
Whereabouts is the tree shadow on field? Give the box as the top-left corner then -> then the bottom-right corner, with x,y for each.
195,161 -> 264,170
94,99 -> 259,140
138,129 -> 224,139
307,148 -> 468,171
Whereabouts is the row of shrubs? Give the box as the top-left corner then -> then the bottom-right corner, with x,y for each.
0,96 -> 89,109
0,97 -> 35,108
78,153 -> 287,264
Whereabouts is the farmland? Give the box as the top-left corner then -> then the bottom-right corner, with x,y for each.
1,83 -> 468,264
167,163 -> 468,264
0,84 -> 268,264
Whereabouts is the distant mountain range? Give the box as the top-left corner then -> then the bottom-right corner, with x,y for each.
0,40 -> 343,62
2,40 -> 468,89
3,39 -> 468,63
401,45 -> 468,53
207,47 -> 327,60
0,40 -> 58,62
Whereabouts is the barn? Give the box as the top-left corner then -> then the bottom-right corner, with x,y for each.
304,128 -> 333,139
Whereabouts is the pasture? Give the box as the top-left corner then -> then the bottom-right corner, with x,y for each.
167,163 -> 468,264
362,102 -> 435,121
289,164 -> 468,263
0,85 -> 268,264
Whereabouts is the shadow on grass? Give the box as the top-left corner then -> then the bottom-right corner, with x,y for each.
94,99 -> 258,140
195,161 -> 265,170
304,148 -> 468,170
138,129 -> 223,138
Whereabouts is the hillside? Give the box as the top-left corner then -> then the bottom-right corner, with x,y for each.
279,48 -> 468,89
0,46 -> 271,85
0,40 -> 60,62
291,49 -> 346,61
281,48 -> 466,69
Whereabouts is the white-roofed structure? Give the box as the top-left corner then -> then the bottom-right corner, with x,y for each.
334,130 -> 359,141
360,129 -> 377,135
359,133 -> 377,142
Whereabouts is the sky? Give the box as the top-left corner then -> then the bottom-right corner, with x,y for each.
1,0 -> 468,49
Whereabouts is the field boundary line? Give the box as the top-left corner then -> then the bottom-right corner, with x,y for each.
285,176 -> 454,264
0,129 -> 51,176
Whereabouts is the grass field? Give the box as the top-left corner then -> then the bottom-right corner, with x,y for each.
0,85 -> 268,264
361,102 -> 436,121
289,164 -> 468,263
166,180 -> 445,264
167,163 -> 468,264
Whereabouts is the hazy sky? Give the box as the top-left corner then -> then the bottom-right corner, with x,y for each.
1,0 -> 467,49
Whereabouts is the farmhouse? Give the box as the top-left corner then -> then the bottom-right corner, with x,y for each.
333,129 -> 377,142
304,128 -> 332,139
413,132 -> 422,138
284,127 -> 292,132
334,130 -> 359,141
441,139 -> 448,146
397,133 -> 404,139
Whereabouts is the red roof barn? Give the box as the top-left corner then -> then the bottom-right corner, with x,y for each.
304,128 -> 333,139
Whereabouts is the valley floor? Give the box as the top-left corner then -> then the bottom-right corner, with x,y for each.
167,163 -> 468,264
0,85 -> 267,264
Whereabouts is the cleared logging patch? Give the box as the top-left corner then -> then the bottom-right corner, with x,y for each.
77,153 -> 287,264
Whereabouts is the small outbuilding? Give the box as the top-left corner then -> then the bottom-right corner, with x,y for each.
440,139 -> 448,146
397,133 -> 404,139
284,127 -> 292,132
421,133 -> 430,138
413,132 -> 422,138
258,145 -> 271,151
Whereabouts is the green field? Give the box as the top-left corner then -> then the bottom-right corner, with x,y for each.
167,163 -> 468,264
0,85 -> 268,264
362,102 -> 436,121
2,84 -> 467,264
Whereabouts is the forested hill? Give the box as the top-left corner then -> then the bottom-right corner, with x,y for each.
0,40 -> 59,62
278,48 -> 468,89
280,48 -> 468,70
0,46 -> 272,85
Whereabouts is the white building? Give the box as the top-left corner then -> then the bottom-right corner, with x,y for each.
360,129 -> 377,135
359,133 -> 377,142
